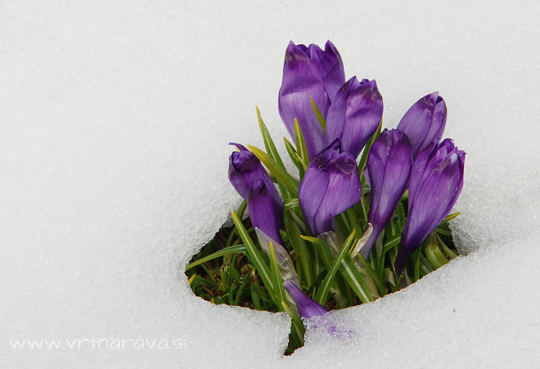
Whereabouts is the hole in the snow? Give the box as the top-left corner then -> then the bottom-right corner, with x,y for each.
184,203 -> 461,355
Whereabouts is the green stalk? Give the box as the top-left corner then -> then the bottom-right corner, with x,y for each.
284,212 -> 313,287
248,145 -> 299,196
315,230 -> 357,304
231,211 -> 276,297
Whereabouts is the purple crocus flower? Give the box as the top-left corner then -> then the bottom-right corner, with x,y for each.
284,281 -> 327,319
278,41 -> 345,159
395,139 -> 465,274
397,92 -> 447,157
298,140 -> 362,236
326,77 -> 383,158
361,129 -> 412,258
228,143 -> 284,243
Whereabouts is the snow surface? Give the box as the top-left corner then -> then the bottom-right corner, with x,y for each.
1,1 -> 540,368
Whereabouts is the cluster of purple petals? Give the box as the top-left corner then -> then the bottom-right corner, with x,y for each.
227,41 -> 465,317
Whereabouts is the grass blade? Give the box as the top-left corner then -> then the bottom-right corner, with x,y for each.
358,120 -> 382,185
256,107 -> 291,199
294,119 -> 310,168
248,145 -> 299,196
315,230 -> 356,305
185,244 -> 246,271
284,212 -> 313,287
310,97 -> 326,134
231,211 -> 276,296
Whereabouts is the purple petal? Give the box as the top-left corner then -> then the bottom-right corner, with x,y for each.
314,152 -> 362,234
395,140 -> 465,273
298,140 -> 362,235
247,179 -> 285,244
278,41 -> 328,159
284,281 -> 327,319
397,92 -> 447,157
228,144 -> 284,243
362,129 -> 412,258
326,77 -> 383,158
307,40 -> 346,101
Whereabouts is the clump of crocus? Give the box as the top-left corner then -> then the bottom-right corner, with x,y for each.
187,40 -> 466,355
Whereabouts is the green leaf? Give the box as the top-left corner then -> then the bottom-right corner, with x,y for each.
185,244 -> 247,271
283,137 -> 303,174
339,255 -> 374,303
440,211 -> 461,225
424,233 -> 449,269
268,242 -> 287,310
281,300 -> 305,351
310,97 -> 326,134
250,284 -> 262,310
359,120 -> 383,184
269,242 -> 305,350
315,230 -> 356,305
284,198 -> 300,212
234,274 -> 250,305
248,145 -> 299,196
231,211 -> 276,296
355,253 -> 386,296
284,212 -> 313,287
257,106 -> 286,170
256,107 -> 290,199
438,235 -> 458,259
294,119 -> 310,169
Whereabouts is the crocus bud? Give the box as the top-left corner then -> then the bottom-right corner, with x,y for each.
397,92 -> 447,157
326,77 -> 383,158
228,143 -> 284,243
395,139 -> 465,274
278,41 -> 345,159
284,281 -> 327,319
361,129 -> 412,258
298,140 -> 362,236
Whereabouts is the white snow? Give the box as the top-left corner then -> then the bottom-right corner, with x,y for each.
1,1 -> 540,368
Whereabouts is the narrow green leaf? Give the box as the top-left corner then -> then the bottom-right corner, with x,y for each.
437,234 -> 458,259
435,224 -> 452,237
268,242 -> 287,310
340,255 -> 374,303
283,137 -> 303,173
248,145 -> 299,196
294,119 -> 310,168
315,230 -> 356,305
281,301 -> 305,350
250,284 -> 262,310
424,233 -> 448,269
440,211 -> 461,225
284,198 -> 300,212
185,244 -> 247,271
235,274 -> 250,305
355,253 -> 386,296
256,106 -> 286,169
359,120 -> 383,183
284,212 -> 313,286
401,189 -> 409,201
231,211 -> 275,295
310,97 -> 326,134
256,107 -> 290,199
